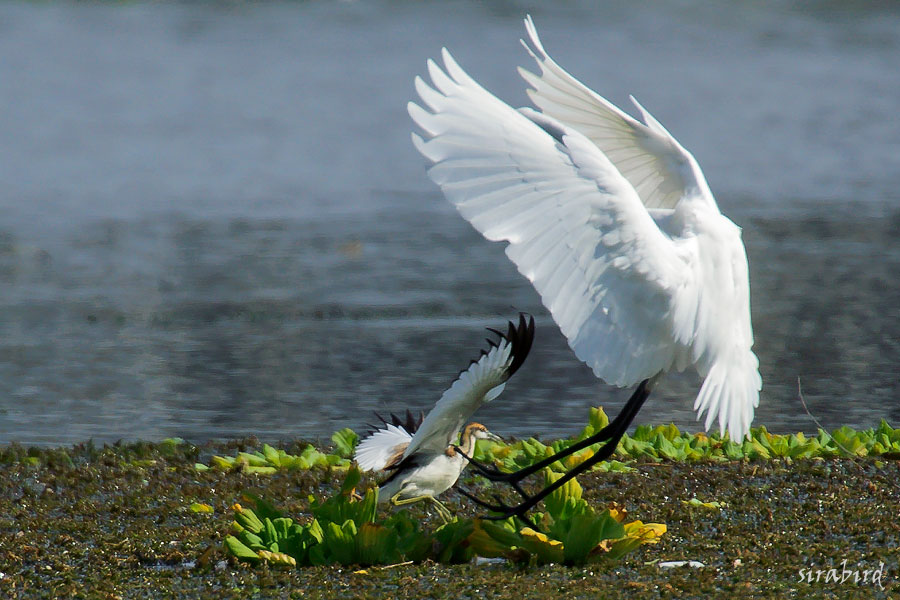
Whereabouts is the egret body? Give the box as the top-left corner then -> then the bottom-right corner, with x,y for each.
408,17 -> 762,518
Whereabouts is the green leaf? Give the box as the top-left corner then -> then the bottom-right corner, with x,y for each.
331,428 -> 360,459
306,519 -> 325,544
224,535 -> 261,563
243,494 -> 284,521
355,522 -> 399,566
432,519 -> 476,564
562,514 -> 610,565
517,527 -> 564,564
543,469 -> 583,521
211,455 -> 235,470
324,520 -> 358,565
262,444 -> 281,467
469,519 -> 520,558
233,506 -> 264,534
236,451 -> 270,468
341,467 -> 362,496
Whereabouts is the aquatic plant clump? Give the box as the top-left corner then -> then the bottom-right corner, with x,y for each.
222,467 -> 666,568
193,409 -> 900,475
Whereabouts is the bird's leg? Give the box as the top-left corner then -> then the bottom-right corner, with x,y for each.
474,380 -> 652,487
452,449 -> 510,479
478,383 -> 652,521
455,381 -> 652,521
456,486 -> 544,532
428,497 -> 454,524
453,446 -> 533,501
390,492 -> 453,524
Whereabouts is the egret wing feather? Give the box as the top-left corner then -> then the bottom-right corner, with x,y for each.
520,15 -> 713,211
411,52 -> 690,388
410,45 -> 761,441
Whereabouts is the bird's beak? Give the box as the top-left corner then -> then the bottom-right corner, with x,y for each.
486,432 -> 504,444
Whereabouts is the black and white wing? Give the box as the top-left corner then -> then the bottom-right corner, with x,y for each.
401,314 -> 534,459
354,423 -> 413,472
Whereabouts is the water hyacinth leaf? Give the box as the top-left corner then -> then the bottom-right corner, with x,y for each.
623,521 -> 666,543
593,510 -> 626,541
355,523 -> 398,566
653,434 -> 684,460
271,517 -> 295,542
324,520 -> 358,565
307,519 -> 325,544
518,527 -> 564,564
653,423 -> 681,441
331,428 -> 359,458
620,436 -> 654,458
243,465 -> 278,475
233,504 -> 264,534
594,460 -> 635,473
238,530 -> 264,551
723,439 -> 744,461
257,549 -> 297,568
432,519 -> 475,564
211,455 -> 235,470
224,535 -> 261,563
242,494 -> 284,521
682,498 -> 726,510
606,503 -> 627,523
562,513 -> 614,565
235,452 -> 270,468
563,448 -> 595,470
468,520 -> 519,558
543,469 -> 583,521
357,487 -> 379,525
262,444 -> 281,467
322,453 -> 351,469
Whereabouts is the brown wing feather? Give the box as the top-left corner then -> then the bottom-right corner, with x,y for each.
383,441 -> 411,470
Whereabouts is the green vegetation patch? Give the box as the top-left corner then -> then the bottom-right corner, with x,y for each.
194,408 -> 900,475
222,467 -> 664,569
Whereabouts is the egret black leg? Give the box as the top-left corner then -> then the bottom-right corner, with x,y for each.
456,486 -> 543,532
459,380 -> 652,520
469,379 -> 651,484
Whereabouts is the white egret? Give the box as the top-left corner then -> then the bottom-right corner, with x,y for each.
354,315 -> 535,521
409,16 -> 761,518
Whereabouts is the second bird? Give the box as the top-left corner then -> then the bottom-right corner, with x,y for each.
354,315 -> 534,522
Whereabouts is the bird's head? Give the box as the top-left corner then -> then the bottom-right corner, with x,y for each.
464,422 -> 503,444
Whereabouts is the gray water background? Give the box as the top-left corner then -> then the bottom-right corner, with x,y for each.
1,1 -> 899,445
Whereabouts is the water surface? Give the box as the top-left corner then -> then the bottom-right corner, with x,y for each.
1,1 -> 899,444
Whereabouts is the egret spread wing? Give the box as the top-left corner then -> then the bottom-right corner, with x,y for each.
519,15 -> 713,211
401,315 -> 534,459
410,50 -> 693,389
354,423 -> 412,472
409,25 -> 761,441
